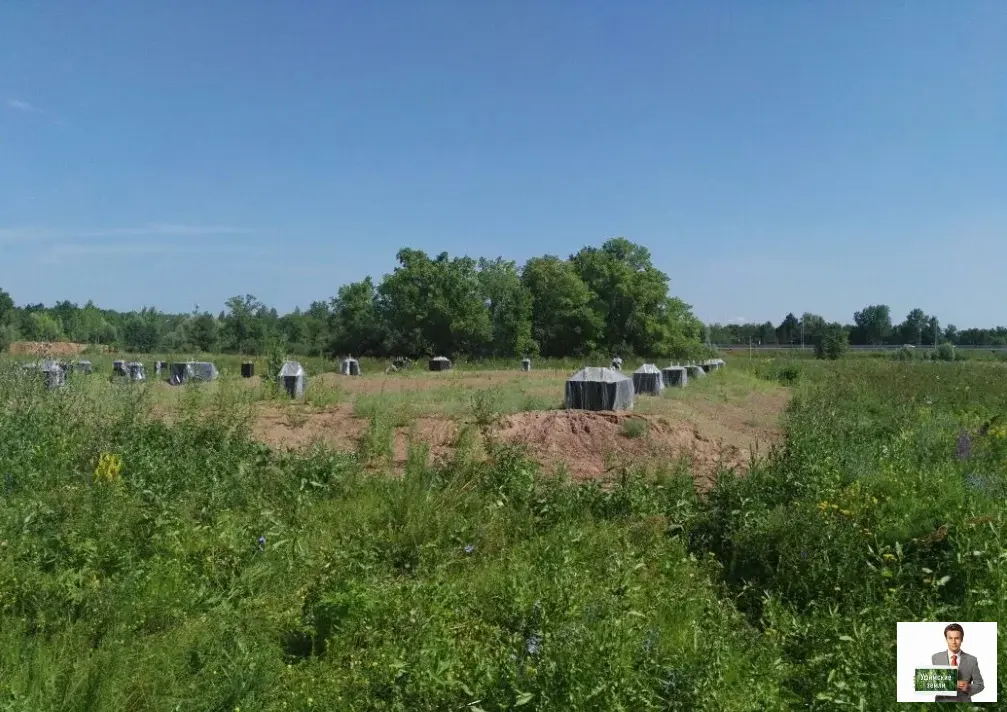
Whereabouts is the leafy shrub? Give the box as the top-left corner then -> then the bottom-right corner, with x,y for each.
688,360 -> 1007,707
813,324 -> 848,360
619,418 -> 649,439
753,361 -> 803,385
0,324 -> 14,353
936,342 -> 955,361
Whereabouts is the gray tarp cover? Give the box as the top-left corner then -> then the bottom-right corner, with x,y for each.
169,361 -> 219,382
429,357 -> 452,371
340,358 -> 360,376
661,366 -> 687,387
565,366 -> 635,411
26,359 -> 66,388
632,363 -> 664,395
190,362 -> 219,380
278,360 -> 307,397
278,361 -> 305,378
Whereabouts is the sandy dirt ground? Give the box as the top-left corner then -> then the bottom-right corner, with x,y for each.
249,371 -> 789,489
8,341 -> 93,357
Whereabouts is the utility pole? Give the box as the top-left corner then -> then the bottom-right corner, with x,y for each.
801,321 -> 805,351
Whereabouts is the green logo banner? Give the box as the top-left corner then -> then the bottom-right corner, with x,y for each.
915,667 -> 957,693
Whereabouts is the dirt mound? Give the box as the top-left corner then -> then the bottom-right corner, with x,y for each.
8,341 -> 92,357
493,410 -> 756,487
248,405 -> 768,489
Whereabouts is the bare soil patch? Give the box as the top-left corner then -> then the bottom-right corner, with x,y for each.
9,341 -> 93,357
251,403 -> 459,465
249,389 -> 787,488
493,410 -> 757,488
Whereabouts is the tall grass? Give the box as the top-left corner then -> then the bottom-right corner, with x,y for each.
0,366 -> 786,711
4,356 -> 1003,709
692,359 -> 1007,707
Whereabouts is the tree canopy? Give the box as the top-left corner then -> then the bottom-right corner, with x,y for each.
709,305 -> 1003,348
0,238 -> 708,360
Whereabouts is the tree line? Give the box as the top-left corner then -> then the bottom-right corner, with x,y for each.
708,305 -> 1007,348
0,238 -> 710,360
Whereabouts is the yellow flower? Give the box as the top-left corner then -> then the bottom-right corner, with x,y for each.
882,553 -> 896,561
93,453 -> 124,483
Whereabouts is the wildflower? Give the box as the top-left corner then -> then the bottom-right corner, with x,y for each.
257,536 -> 266,551
801,551 -> 807,560
882,553 -> 896,561
525,634 -> 542,656
464,544 -> 474,555
93,453 -> 123,483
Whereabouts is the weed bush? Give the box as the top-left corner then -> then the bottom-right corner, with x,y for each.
0,370 -> 788,711
4,358 -> 1005,709
690,360 -> 1007,707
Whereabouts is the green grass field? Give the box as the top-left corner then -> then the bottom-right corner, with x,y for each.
0,355 -> 1004,709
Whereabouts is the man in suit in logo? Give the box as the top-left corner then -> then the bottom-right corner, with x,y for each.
932,623 -> 984,702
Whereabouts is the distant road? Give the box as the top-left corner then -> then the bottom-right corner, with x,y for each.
715,344 -> 1007,352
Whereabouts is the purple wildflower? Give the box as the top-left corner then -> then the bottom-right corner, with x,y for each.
464,544 -> 475,555
257,535 -> 266,551
525,634 -> 542,656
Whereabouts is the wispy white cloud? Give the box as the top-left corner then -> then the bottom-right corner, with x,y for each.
6,98 -> 41,113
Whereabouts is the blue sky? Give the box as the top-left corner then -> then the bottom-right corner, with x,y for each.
2,1 -> 1005,328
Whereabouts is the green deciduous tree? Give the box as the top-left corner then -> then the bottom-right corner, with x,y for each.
897,308 -> 927,346
775,313 -> 801,345
814,322 -> 849,360
570,237 -> 700,356
0,237 -> 710,358
329,278 -> 385,357
477,257 -> 534,357
221,295 -> 268,354
851,304 -> 892,345
378,250 -> 491,358
121,308 -> 164,352
522,255 -> 601,358
185,312 -> 221,352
